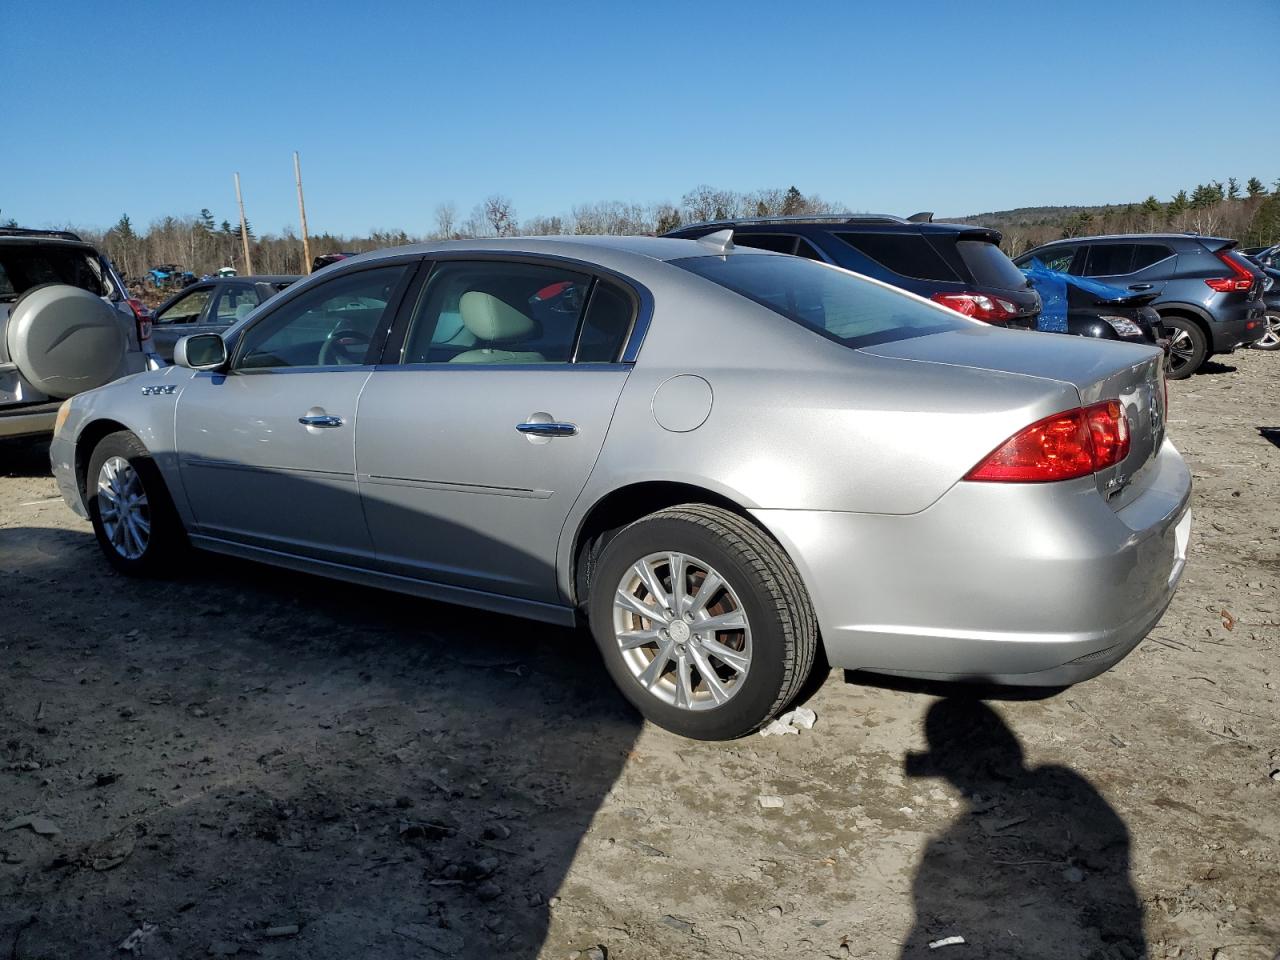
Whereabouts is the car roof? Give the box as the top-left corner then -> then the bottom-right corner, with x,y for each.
342,235 -> 776,268
1034,233 -> 1228,245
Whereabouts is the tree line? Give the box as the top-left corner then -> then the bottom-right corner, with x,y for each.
962,176 -> 1280,255
5,176 -> 1277,283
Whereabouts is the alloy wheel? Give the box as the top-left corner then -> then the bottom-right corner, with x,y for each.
97,456 -> 151,560
612,552 -> 752,711
1255,312 -> 1280,350
1167,328 -> 1197,375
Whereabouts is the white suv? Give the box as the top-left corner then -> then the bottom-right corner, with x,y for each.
0,228 -> 160,439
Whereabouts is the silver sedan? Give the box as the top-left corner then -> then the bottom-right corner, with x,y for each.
49,235 -> 1191,739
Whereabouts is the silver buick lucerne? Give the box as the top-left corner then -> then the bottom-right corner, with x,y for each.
50,235 -> 1191,739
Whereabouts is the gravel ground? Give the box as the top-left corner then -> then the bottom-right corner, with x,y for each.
1,351 -> 1277,960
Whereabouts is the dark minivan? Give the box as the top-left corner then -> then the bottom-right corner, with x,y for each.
666,214 -> 1041,328
1015,234 -> 1266,378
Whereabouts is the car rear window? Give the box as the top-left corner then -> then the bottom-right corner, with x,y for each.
835,232 -> 960,282
673,254 -> 970,349
955,239 -> 1027,290
0,244 -> 109,301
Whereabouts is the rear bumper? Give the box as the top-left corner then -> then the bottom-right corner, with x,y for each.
753,440 -> 1192,685
1210,301 -> 1266,352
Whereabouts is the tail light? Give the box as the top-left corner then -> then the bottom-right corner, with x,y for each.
1204,251 -> 1255,293
931,292 -> 1021,322
126,298 -> 153,343
966,400 -> 1130,483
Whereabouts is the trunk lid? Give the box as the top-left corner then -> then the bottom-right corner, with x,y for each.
859,326 -> 1167,507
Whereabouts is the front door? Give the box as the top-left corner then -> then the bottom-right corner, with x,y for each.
356,259 -> 637,603
175,262 -> 413,564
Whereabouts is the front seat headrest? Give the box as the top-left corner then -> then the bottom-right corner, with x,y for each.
459,291 -> 535,343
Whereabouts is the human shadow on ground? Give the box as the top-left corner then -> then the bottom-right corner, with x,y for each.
897,699 -> 1146,959
0,522 -> 642,960
1258,427 -> 1280,450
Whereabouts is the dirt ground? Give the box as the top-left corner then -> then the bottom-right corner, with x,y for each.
1,351 -> 1277,960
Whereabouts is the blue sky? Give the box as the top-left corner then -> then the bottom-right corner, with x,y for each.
5,0 -> 1278,236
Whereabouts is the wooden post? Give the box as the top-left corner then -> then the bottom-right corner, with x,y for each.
234,172 -> 254,275
294,151 -> 313,274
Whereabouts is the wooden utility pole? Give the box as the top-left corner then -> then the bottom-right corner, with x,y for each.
234,172 -> 254,275
294,151 -> 313,274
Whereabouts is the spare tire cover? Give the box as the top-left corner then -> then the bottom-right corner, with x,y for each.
5,284 -> 127,399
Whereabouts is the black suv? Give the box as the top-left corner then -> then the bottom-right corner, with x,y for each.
665,214 -> 1041,328
1015,234 -> 1266,378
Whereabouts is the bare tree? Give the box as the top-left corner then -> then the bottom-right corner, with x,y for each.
434,202 -> 457,240
483,195 -> 518,237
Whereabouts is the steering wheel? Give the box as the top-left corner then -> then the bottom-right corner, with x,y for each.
318,326 -> 372,366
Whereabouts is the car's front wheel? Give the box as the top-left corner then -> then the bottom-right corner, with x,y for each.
1252,310 -> 1280,351
1163,316 -> 1207,379
86,430 -> 185,575
587,504 -> 818,740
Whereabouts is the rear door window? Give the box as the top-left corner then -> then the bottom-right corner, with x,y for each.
1083,244 -> 1136,277
836,232 -> 960,281
1130,244 -> 1174,272
955,239 -> 1028,290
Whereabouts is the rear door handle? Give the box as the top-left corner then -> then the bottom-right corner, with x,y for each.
516,421 -> 578,438
299,414 -> 344,428
1128,283 -> 1154,290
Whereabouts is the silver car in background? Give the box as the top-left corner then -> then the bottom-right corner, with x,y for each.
49,235 -> 1191,739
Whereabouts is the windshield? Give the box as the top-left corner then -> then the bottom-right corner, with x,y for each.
0,244 -> 109,302
672,254 -> 971,349
957,239 -> 1029,290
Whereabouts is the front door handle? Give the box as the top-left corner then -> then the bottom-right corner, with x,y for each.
299,414 -> 344,428
516,420 -> 578,438
1128,283 -> 1154,291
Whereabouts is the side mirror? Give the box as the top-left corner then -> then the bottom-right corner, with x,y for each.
174,333 -> 228,370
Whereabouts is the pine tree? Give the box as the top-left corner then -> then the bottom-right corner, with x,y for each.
1227,177 -> 1240,200
781,186 -> 804,216
1246,177 -> 1266,198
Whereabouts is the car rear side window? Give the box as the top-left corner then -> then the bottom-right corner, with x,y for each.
955,239 -> 1027,290
673,254 -> 970,349
835,232 -> 960,282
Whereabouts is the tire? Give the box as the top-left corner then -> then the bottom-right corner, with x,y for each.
1252,311 -> 1280,351
587,503 -> 818,740
86,430 -> 186,575
1162,316 -> 1207,379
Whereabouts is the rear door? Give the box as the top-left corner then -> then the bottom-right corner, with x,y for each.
1084,242 -> 1174,296
356,258 -> 636,603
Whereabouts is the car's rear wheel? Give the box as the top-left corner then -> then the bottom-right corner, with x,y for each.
587,503 -> 817,740
1252,311 -> 1280,351
1163,316 -> 1207,379
86,430 -> 185,575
